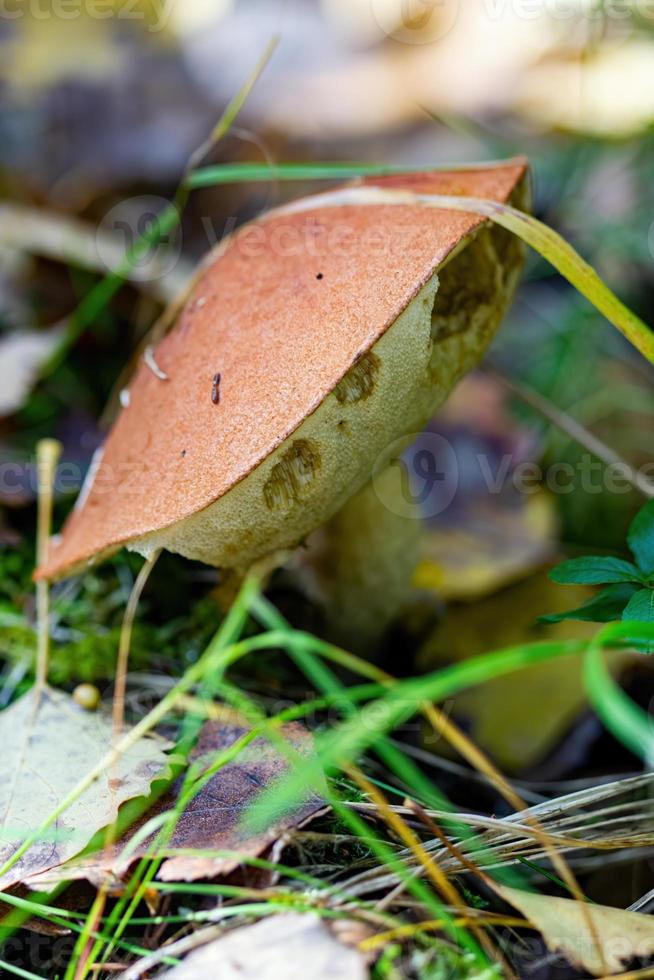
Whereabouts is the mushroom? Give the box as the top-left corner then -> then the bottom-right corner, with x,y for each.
36,162 -> 529,643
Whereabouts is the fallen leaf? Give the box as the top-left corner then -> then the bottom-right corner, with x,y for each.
498,885 -> 654,976
415,491 -> 556,603
157,721 -> 325,882
418,572 -> 633,772
0,686 -> 170,890
24,721 -> 324,889
0,203 -> 192,304
412,374 -> 554,603
159,913 -> 367,980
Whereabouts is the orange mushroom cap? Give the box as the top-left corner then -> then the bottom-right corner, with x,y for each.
37,161 -> 528,581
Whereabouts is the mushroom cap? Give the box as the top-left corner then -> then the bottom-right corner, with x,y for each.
38,161 -> 528,581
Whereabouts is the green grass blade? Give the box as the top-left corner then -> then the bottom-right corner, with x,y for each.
188,162 -> 433,188
186,159 -> 528,189
246,639 -> 586,828
584,622 -> 654,762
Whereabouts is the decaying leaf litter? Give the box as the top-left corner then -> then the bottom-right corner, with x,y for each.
1,27 -> 654,980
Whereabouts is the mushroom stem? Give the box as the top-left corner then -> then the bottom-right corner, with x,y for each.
293,467 -> 423,651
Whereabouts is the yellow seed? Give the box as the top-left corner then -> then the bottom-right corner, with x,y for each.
73,683 -> 101,711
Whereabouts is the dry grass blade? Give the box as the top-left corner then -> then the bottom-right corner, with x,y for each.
303,642 -> 600,965
112,552 -> 161,736
359,913 -> 527,952
490,368 -> 654,499
335,773 -> 654,901
346,765 -> 508,973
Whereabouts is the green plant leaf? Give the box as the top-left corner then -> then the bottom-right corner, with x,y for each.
549,557 -> 643,586
628,500 -> 654,577
623,588 -> 654,623
622,588 -> 654,654
538,583 -> 638,624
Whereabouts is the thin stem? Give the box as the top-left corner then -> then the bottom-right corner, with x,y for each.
112,552 -> 161,735
35,439 -> 62,690
490,368 -> 654,498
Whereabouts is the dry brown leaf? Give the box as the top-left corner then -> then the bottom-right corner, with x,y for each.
159,914 -> 367,980
24,721 -> 324,890
157,721 -> 325,882
498,885 -> 654,976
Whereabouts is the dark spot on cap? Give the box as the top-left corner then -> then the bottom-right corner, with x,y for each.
180,449 -> 187,457
316,272 -> 323,280
334,350 -> 380,405
263,439 -> 322,511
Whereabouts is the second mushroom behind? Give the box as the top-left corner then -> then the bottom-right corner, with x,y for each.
36,162 -> 529,647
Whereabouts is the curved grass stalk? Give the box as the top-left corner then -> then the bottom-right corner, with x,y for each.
278,185 -> 654,366
185,162 -> 654,365
584,622 -> 654,763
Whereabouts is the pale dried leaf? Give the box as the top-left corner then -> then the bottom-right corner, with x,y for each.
0,686 -> 170,890
160,914 -> 367,980
498,885 -> 654,976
